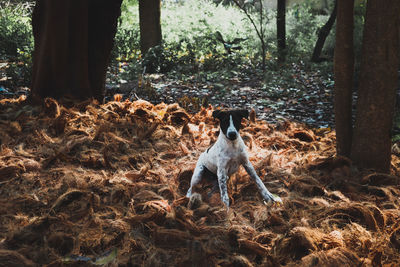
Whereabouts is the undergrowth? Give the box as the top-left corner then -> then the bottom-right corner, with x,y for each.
0,0 -> 366,96
0,1 -> 34,87
109,0 -> 340,87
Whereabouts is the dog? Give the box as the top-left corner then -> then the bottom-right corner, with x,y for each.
186,109 -> 282,207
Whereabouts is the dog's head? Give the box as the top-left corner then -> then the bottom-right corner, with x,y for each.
212,109 -> 249,141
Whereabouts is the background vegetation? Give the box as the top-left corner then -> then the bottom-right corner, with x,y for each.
0,1 -> 34,87
0,0 -> 366,88
113,0 -> 339,80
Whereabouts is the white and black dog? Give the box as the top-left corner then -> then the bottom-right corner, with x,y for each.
186,109 -> 282,207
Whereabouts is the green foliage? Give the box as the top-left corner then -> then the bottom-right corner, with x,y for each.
142,44 -> 175,73
5,48 -> 32,87
111,27 -> 140,61
113,0 -> 257,82
1,0 -> 366,92
120,0 -> 138,13
0,1 -> 33,87
111,0 -> 140,60
286,1 -> 325,58
160,0 -> 255,73
162,0 -> 252,49
113,0 -> 353,82
0,2 -> 33,60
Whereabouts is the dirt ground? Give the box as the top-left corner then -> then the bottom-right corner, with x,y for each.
0,96 -> 400,266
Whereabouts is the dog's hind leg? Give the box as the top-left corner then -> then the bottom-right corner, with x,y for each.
186,164 -> 205,197
243,160 -> 282,203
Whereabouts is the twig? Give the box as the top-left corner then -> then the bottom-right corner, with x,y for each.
231,0 -> 264,42
231,0 -> 267,70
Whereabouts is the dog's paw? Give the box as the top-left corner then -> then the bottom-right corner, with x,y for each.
263,193 -> 282,204
271,194 -> 282,203
188,193 -> 202,210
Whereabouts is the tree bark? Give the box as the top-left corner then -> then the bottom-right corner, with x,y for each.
139,0 -> 162,57
334,0 -> 353,157
311,0 -> 337,62
351,0 -> 400,173
31,0 -> 122,101
88,0 -> 122,101
277,0 -> 286,63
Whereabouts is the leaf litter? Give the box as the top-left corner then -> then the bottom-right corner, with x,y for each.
0,96 -> 400,266
105,62 -> 338,129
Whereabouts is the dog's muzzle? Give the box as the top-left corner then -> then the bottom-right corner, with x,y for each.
227,131 -> 237,140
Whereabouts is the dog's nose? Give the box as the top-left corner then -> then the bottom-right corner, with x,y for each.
228,132 -> 237,140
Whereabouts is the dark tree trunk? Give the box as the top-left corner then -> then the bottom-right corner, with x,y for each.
88,0 -> 122,101
334,0 -> 353,157
311,0 -> 337,62
139,0 -> 162,56
277,0 -> 286,63
351,0 -> 400,173
31,0 -> 122,101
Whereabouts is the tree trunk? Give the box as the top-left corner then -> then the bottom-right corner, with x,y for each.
277,0 -> 286,63
139,0 -> 162,57
334,0 -> 353,157
311,0 -> 337,62
31,0 -> 121,101
351,0 -> 400,173
88,0 -> 122,101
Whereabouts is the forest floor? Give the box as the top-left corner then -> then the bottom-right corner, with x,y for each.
1,63 -> 337,129
0,96 -> 400,266
105,63 -> 337,129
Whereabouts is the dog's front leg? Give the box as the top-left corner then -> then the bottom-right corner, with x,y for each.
217,167 -> 230,207
186,164 -> 205,197
243,160 -> 282,203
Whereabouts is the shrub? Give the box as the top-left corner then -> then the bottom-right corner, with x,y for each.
111,1 -> 140,62
0,2 -> 33,60
0,1 -> 34,87
116,0 -> 262,80
5,49 -> 32,87
286,1 -> 324,58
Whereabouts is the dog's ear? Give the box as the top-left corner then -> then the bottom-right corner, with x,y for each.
236,109 -> 249,119
212,110 -> 222,119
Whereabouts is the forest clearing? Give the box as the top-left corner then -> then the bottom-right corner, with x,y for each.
1,0 -> 400,266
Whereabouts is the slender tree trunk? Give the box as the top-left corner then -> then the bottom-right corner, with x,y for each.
311,0 -> 337,62
31,0 -> 121,101
277,0 -> 286,63
334,0 -> 353,157
139,0 -> 162,56
351,0 -> 400,173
